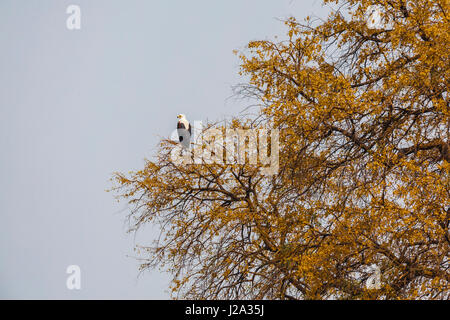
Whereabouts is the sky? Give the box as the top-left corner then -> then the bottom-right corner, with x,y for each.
0,0 -> 331,299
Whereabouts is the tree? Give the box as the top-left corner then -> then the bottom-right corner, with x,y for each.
112,0 -> 449,299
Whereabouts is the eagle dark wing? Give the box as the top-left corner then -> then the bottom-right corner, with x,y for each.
177,121 -> 185,142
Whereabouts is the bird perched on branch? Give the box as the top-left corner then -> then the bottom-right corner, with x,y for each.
177,114 -> 191,149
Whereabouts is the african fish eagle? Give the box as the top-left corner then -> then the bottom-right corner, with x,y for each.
177,114 -> 191,149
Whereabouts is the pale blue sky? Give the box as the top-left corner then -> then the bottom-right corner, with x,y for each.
0,0 -> 330,299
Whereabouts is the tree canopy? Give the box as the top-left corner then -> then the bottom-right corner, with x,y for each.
112,0 -> 449,299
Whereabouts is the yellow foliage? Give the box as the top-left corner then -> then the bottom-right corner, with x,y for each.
112,0 -> 449,300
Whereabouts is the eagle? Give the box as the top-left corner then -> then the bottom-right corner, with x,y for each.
177,114 -> 191,149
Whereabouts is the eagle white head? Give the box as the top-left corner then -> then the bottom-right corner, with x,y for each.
177,114 -> 187,120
